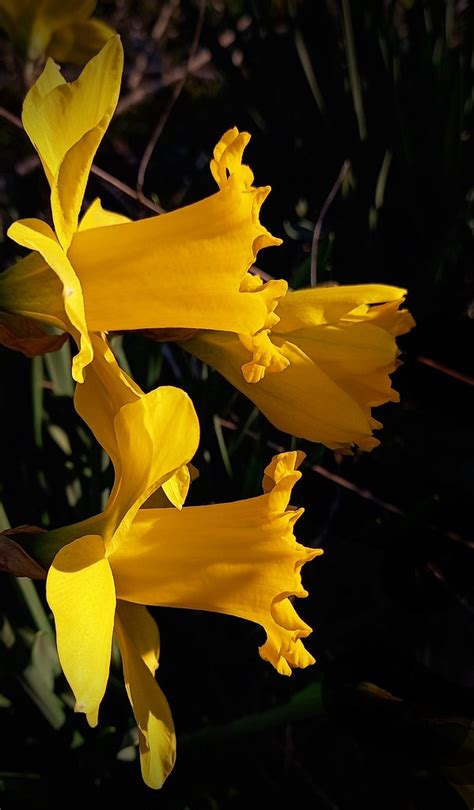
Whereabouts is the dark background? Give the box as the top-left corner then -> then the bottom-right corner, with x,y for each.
0,1 -> 473,807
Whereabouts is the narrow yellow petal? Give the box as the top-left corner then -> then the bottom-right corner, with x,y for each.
114,602 -> 176,789
47,17 -> 115,66
73,333 -> 141,470
161,464 -> 191,510
347,298 -> 416,337
46,534 -> 115,727
274,284 -> 408,332
22,36 -> 123,249
7,218 -> 92,382
112,452 -> 321,676
78,197 -> 132,231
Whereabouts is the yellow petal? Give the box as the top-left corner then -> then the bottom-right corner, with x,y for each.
161,464 -> 191,510
347,298 -> 416,337
72,332 -> 200,548
184,330 -> 381,451
22,36 -> 123,249
105,385 -> 200,549
114,602 -> 176,789
47,17 -> 115,66
7,218 -> 92,382
78,197 -> 132,231
274,284 -> 408,332
65,128 -> 285,349
0,250 -> 66,331
112,452 -> 321,676
73,333 -> 141,469
46,534 -> 115,727
294,320 -> 402,409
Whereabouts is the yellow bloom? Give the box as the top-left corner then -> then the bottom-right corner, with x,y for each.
184,283 -> 416,452
0,0 -> 114,63
0,38 -> 288,384
39,334 -> 320,788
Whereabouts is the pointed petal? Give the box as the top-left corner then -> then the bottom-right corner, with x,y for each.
78,198 -> 131,231
22,36 -> 123,249
47,17 -> 115,66
161,464 -> 191,510
347,298 -> 416,337
46,534 -> 115,727
7,219 -> 92,382
274,284 -> 408,332
112,452 -> 321,676
114,602 -> 176,789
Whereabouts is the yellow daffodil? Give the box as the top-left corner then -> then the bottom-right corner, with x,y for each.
184,282 -> 415,452
0,36 -> 288,384
0,0 -> 114,64
35,333 -> 320,788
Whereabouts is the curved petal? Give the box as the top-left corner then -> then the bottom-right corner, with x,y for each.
184,330 -> 381,451
294,320 -> 402,408
114,602 -> 176,789
0,250 -> 65,331
22,36 -> 123,249
73,333 -> 141,470
66,128 -> 286,376
78,197 -> 132,231
274,284 -> 409,332
112,452 -> 321,676
7,219 -> 92,382
46,534 -> 115,727
47,17 -> 115,66
105,385 -> 200,550
347,298 -> 416,337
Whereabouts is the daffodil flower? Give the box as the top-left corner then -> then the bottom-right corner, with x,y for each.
0,0 -> 114,64
0,36 -> 288,384
183,282 -> 416,452
35,334 -> 320,788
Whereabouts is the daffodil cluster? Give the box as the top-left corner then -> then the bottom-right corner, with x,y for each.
0,34 -> 414,789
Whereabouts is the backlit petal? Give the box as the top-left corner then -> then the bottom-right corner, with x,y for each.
274,284 -> 408,332
22,36 -> 123,249
7,218 -> 91,382
106,385 -> 200,549
46,534 -> 115,727
73,333 -> 141,470
114,602 -> 176,789
112,452 -> 321,676
78,197 -> 132,231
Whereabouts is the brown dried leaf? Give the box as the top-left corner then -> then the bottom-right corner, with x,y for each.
0,312 -> 67,357
0,527 -> 47,579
